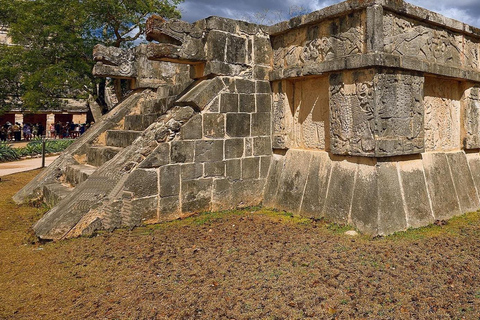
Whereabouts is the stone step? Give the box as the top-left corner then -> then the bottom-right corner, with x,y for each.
43,182 -> 74,207
86,146 -> 123,167
64,164 -> 97,187
105,130 -> 142,148
124,114 -> 159,131
140,96 -> 174,114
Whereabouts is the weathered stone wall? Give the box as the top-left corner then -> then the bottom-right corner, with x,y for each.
264,149 -> 480,235
112,77 -> 273,225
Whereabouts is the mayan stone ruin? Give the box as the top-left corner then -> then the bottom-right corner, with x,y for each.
14,0 -> 480,239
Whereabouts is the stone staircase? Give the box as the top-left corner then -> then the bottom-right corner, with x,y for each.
40,88 -> 185,209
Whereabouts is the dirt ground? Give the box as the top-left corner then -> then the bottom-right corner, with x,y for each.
2,171 -> 480,319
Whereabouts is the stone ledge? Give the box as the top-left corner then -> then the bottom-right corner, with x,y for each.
270,53 -> 480,82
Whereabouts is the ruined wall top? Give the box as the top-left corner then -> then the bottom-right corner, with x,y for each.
269,0 -> 480,38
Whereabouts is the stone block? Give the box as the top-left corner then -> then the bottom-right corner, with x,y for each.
124,169 -> 158,198
299,152 -> 331,219
181,179 -> 213,213
170,141 -> 194,163
212,179 -> 233,211
106,130 -> 142,148
242,157 -> 260,180
206,30 -> 227,62
253,136 -> 272,156
324,159 -> 357,224
422,153 -> 461,220
226,113 -> 250,137
180,163 -> 204,181
131,196 -> 158,222
176,77 -> 225,110
276,150 -> 313,214
42,183 -> 73,208
195,140 -> 224,162
205,16 -> 237,34
140,143 -> 170,168
259,156 -> 272,179
86,146 -> 122,167
158,196 -> 180,220
263,155 -> 285,207
203,113 -> 225,138
398,159 -> 434,229
251,112 -> 271,136
225,138 -> 244,159
220,93 -> 239,112
466,153 -> 480,193
377,162 -> 407,235
160,165 -> 180,197
446,152 -> 480,213
204,161 -> 226,177
65,164 -> 96,187
253,36 -> 272,65
180,114 -> 203,140
226,34 -> 247,64
256,94 -> 272,113
230,179 -> 264,207
226,159 -> 242,180
239,94 -> 255,113
350,162 -> 378,234
236,79 -> 255,93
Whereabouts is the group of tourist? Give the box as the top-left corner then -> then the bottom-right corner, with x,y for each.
0,121 -> 93,142
49,121 -> 93,139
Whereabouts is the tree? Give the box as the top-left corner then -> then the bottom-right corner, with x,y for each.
0,0 -> 183,114
84,0 -> 183,48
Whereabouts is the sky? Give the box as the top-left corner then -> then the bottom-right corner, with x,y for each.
177,0 -> 480,28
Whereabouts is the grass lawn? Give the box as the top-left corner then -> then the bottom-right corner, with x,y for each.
2,170 -> 480,319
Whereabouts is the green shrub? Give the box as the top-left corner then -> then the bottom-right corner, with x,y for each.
0,142 -> 20,162
0,139 -> 75,163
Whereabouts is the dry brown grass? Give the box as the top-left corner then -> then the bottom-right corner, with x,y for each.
2,170 -> 480,319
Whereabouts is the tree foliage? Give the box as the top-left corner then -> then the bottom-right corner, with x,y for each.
0,0 -> 183,113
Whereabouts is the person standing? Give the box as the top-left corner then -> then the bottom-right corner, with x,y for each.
49,123 -> 55,138
12,122 -> 21,141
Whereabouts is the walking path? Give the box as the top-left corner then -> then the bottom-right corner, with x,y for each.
0,156 -> 59,177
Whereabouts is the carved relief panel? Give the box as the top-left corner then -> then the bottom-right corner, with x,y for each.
462,85 -> 480,149
271,11 -> 366,72
424,77 -> 462,152
384,12 -> 480,71
272,77 -> 329,150
329,70 -> 376,156
329,69 -> 425,157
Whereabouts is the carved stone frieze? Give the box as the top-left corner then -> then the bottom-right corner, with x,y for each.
329,69 -> 425,157
384,12 -> 479,71
272,12 -> 365,72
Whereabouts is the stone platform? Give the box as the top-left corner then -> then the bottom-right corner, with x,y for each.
14,0 -> 480,239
